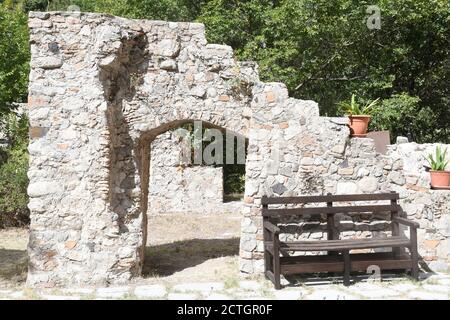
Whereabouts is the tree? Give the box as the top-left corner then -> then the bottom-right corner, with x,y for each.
0,4 -> 29,114
4,0 -> 450,143
197,0 -> 450,143
0,112 -> 29,227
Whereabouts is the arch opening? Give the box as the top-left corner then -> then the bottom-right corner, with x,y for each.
139,120 -> 248,279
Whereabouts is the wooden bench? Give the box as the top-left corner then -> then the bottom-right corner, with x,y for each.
262,192 -> 419,289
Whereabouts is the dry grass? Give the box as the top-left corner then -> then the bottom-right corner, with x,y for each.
146,213 -> 241,245
140,213 -> 242,284
0,213 -> 242,288
0,228 -> 28,288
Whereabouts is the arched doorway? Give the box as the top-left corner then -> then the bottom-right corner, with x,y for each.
137,120 -> 248,279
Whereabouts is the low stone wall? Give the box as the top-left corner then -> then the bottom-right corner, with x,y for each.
240,81 -> 450,273
148,165 -> 225,214
388,142 -> 450,271
265,139 -> 450,265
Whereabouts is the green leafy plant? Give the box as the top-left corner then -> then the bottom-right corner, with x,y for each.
426,146 -> 449,171
0,112 -> 29,228
338,94 -> 379,116
0,4 -> 30,114
369,93 -> 433,143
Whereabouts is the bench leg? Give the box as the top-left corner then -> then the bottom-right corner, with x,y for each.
273,237 -> 281,290
264,250 -> 271,276
410,228 -> 419,280
391,213 -> 400,259
343,250 -> 351,286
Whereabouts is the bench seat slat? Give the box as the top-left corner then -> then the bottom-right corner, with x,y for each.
261,193 -> 399,205
262,204 -> 399,217
265,236 -> 410,251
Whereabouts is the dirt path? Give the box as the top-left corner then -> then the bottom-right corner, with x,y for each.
0,213 -> 242,289
142,213 -> 242,284
0,228 -> 28,288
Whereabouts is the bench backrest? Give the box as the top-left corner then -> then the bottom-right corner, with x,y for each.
261,192 -> 400,217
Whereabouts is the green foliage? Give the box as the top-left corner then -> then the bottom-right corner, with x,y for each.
171,123 -> 247,195
426,146 -> 449,171
0,4 -> 29,114
0,112 -> 29,228
23,0 -> 207,21
0,0 -> 449,215
369,93 -> 438,143
3,0 -> 450,142
197,0 -> 450,143
23,0 -> 48,12
7,0 -> 450,143
338,94 -> 379,116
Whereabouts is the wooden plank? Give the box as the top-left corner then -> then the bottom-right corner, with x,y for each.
391,196 -> 400,258
273,234 -> 281,290
280,252 -> 409,263
280,253 -> 412,275
343,250 -> 351,286
261,193 -> 399,205
265,244 -> 274,255
392,216 -> 420,228
262,204 -> 400,217
281,260 -> 344,274
265,270 -> 275,284
351,258 -> 412,271
263,221 -> 280,234
410,227 -> 419,280
326,195 -> 338,256
266,236 -> 411,251
281,238 -> 410,251
262,200 -> 272,276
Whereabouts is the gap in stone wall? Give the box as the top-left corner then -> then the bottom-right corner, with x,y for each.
143,122 -> 245,278
147,120 -> 247,216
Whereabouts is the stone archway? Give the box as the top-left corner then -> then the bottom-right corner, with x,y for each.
133,119 -> 249,276
27,11 -> 265,286
27,11 -> 363,287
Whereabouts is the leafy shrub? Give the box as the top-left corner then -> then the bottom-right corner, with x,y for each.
0,112 -> 29,228
0,4 -> 29,114
369,93 -> 439,143
22,0 -> 49,12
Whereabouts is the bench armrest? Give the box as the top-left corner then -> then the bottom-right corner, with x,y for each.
264,221 -> 281,234
392,216 -> 420,229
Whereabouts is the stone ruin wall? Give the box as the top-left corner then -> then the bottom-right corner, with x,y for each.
240,81 -> 450,273
148,132 -> 234,215
27,11 -> 256,287
26,11 -> 449,287
267,137 -> 450,270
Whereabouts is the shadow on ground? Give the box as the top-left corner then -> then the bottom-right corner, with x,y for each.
285,270 -> 429,288
0,249 -> 27,286
143,237 -> 239,277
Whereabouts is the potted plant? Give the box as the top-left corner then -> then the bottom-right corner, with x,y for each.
426,146 -> 450,189
339,94 -> 379,137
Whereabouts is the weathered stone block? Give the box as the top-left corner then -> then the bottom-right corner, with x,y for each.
29,126 -> 49,139
31,57 -> 63,69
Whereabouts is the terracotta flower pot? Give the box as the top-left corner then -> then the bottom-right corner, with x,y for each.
430,170 -> 450,189
348,115 -> 371,137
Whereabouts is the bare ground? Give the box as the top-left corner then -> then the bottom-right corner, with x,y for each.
141,213 -> 242,285
0,213 -> 242,289
0,228 -> 28,288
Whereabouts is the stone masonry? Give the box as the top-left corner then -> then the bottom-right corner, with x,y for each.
27,11 -> 449,287
148,131 -> 229,215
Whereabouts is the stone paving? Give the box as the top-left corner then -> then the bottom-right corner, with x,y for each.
0,273 -> 448,300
